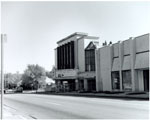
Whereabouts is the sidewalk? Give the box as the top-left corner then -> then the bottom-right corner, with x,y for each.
36,91 -> 149,100
3,105 -> 32,120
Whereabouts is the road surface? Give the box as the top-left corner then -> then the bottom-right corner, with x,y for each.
4,94 -> 149,119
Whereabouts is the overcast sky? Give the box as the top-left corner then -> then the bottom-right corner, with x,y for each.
1,1 -> 150,73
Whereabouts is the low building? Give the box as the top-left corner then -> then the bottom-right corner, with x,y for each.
53,32 -> 99,92
96,33 -> 149,92
53,32 -> 149,92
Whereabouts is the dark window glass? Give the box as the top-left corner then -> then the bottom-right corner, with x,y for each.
112,71 -> 120,90
85,49 -> 95,71
122,70 -> 132,91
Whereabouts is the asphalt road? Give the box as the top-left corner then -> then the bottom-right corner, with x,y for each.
4,94 -> 149,119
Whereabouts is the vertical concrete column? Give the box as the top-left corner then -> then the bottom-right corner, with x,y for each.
56,80 -> 61,92
55,48 -> 57,69
108,46 -> 113,91
66,43 -> 69,69
75,38 -> 78,69
84,79 -> 88,91
63,44 -> 66,69
71,41 -> 75,69
69,42 -> 72,69
60,46 -> 62,69
75,79 -> 79,91
62,45 -> 64,69
58,47 -> 61,69
68,43 -> 71,68
57,47 -> 59,69
95,49 -> 103,91
130,38 -> 136,91
119,41 -> 123,91
95,49 -> 100,91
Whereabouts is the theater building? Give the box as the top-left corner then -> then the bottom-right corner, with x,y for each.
53,32 -> 99,92
53,32 -> 149,92
96,33 -> 149,92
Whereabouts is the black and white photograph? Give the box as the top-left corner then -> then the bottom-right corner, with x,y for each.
1,0 -> 150,119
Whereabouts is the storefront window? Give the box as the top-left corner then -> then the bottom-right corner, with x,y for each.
111,71 -> 120,90
122,70 -> 132,91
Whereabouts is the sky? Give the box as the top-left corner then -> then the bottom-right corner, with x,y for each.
1,1 -> 150,74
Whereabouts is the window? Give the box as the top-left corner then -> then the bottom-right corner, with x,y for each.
85,49 -> 95,71
111,71 -> 120,90
122,70 -> 132,91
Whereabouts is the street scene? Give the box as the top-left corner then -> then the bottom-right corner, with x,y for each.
1,1 -> 150,120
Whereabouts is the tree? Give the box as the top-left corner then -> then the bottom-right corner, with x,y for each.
109,41 -> 112,45
46,66 -> 56,78
4,72 -> 22,89
21,64 -> 46,91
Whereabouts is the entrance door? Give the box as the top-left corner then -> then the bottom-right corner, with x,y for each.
143,70 -> 149,91
111,71 -> 120,90
68,80 -> 75,91
79,80 -> 84,91
88,79 -> 96,91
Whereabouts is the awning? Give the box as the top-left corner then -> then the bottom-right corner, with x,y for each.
112,58 -> 120,71
135,52 -> 149,69
122,56 -> 131,70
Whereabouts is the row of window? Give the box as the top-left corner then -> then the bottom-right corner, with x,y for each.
57,41 -> 75,69
57,42 -> 96,71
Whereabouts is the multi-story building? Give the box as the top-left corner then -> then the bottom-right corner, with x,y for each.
96,33 -> 149,92
53,32 -> 149,92
53,32 -> 99,92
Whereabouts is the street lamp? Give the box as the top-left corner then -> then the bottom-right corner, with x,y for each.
1,34 -> 7,119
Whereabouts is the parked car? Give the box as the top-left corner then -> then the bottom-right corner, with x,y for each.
15,87 -> 23,93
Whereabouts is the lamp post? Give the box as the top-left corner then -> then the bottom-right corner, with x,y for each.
1,34 -> 7,119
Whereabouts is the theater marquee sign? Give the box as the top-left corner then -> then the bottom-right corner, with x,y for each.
56,69 -> 78,78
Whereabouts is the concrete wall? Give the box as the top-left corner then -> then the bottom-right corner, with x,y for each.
123,40 -> 130,55
98,46 -> 112,91
77,38 -> 85,72
112,43 -> 120,71
135,34 -> 149,53
134,34 -> 149,69
113,43 -> 119,57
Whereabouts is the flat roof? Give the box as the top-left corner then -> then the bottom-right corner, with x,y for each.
57,32 -> 88,44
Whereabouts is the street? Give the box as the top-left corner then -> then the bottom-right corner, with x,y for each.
4,94 -> 149,119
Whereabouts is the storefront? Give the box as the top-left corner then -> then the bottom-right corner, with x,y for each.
96,33 -> 149,92
111,71 -> 120,90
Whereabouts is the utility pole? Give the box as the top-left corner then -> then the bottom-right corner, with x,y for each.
1,34 -> 6,119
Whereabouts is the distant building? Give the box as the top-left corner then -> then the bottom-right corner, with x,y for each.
53,33 -> 149,92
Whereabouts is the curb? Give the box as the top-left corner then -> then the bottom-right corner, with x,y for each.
35,92 -> 149,100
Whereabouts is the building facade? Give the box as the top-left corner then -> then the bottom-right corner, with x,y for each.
53,33 -> 149,92
96,33 -> 149,92
53,32 -> 99,92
